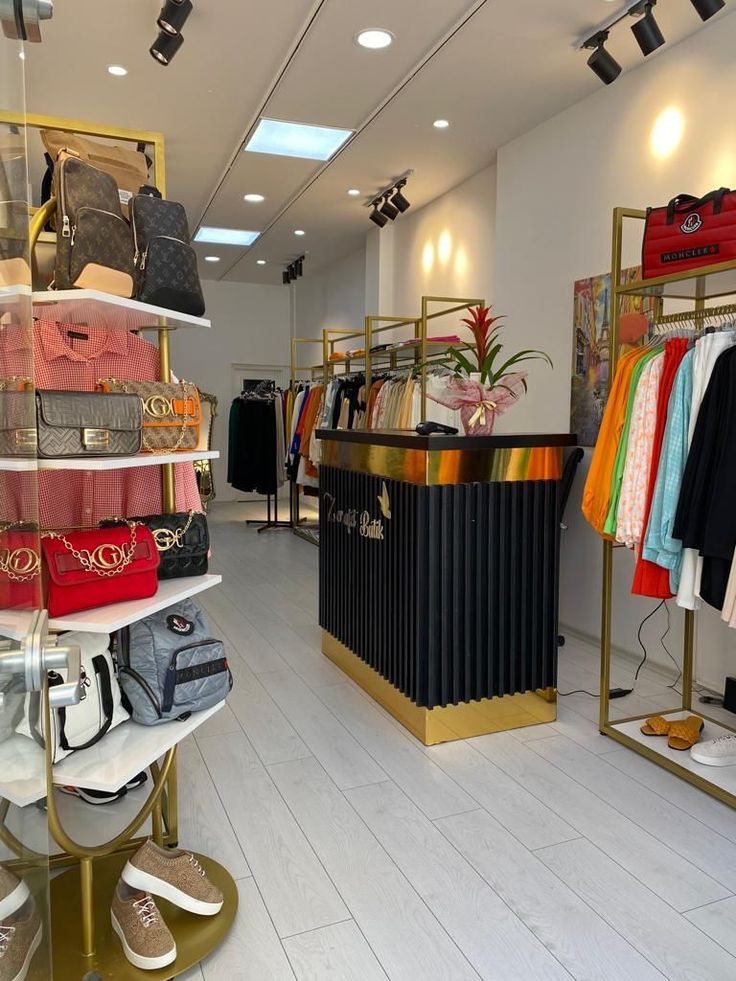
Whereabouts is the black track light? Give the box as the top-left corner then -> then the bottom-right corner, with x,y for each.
690,0 -> 724,20
391,180 -> 411,214
296,257 -> 304,277
158,0 -> 193,36
150,29 -> 184,65
631,2 -> 665,56
369,200 -> 388,228
380,193 -> 399,221
585,31 -> 622,85
282,271 -> 290,285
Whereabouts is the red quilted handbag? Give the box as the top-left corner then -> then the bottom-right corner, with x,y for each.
642,188 -> 736,279
41,523 -> 159,617
0,527 -> 42,610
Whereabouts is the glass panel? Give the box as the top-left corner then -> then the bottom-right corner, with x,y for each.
0,32 -> 51,981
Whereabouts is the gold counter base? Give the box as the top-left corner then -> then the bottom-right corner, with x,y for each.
322,630 -> 556,745
50,850 -> 238,980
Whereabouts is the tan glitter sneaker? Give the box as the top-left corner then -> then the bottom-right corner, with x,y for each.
122,840 -> 223,916
111,881 -> 176,971
0,897 -> 42,981
0,868 -> 29,922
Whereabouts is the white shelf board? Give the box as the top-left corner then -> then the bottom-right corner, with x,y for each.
0,575 -> 221,641
0,702 -> 224,807
0,449 -> 218,473
32,289 -> 211,332
612,711 -> 736,797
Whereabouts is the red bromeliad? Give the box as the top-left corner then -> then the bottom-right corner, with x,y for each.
447,304 -> 553,387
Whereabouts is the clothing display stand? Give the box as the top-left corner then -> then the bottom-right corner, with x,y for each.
0,112 -> 238,978
599,206 -> 736,810
236,379 -> 292,534
289,338 -> 322,546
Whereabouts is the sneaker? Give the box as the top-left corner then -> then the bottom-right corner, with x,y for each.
111,881 -> 176,971
691,734 -> 736,767
0,897 -> 42,981
0,869 -> 29,922
59,785 -> 128,806
122,840 -> 223,917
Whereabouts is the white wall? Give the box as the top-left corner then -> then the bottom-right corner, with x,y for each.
293,247 -> 367,363
171,279 -> 291,502
495,11 -> 736,686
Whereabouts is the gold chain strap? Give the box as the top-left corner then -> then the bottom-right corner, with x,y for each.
43,522 -> 139,578
138,380 -> 193,455
0,522 -> 40,582
151,509 -> 200,552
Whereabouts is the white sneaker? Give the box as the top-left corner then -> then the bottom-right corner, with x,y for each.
690,734 -> 736,767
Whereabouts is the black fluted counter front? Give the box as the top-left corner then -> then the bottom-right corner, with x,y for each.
317,429 -> 577,745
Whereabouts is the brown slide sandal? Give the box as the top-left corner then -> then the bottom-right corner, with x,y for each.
667,716 -> 704,751
640,715 -> 671,736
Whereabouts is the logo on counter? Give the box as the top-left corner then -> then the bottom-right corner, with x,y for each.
323,482 -> 391,542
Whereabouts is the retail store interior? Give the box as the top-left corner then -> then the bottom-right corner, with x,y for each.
3,1 -> 736,979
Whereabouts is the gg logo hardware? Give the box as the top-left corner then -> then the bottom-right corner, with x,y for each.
86,543 -> 127,570
0,547 -> 40,578
152,527 -> 185,552
143,394 -> 175,418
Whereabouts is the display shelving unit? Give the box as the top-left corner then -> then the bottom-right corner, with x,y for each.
599,206 -> 736,810
0,113 -> 237,979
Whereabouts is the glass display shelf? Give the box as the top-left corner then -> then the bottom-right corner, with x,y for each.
0,449 -> 219,472
616,259 -> 736,301
32,289 -> 211,331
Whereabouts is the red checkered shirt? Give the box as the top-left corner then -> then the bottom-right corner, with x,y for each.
1,320 -> 201,528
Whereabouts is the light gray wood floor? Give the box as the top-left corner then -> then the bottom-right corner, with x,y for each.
180,503 -> 736,981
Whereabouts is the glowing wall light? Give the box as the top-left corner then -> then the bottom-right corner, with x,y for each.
422,240 -> 435,275
650,106 -> 685,160
438,230 -> 453,265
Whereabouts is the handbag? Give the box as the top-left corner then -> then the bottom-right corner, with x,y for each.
53,153 -> 135,296
0,389 -> 37,456
36,389 -> 142,458
98,379 -> 201,452
41,523 -> 159,617
102,511 -> 208,580
131,193 -> 205,316
0,525 -> 42,611
116,599 -> 232,726
642,187 -> 736,279
17,632 -> 129,763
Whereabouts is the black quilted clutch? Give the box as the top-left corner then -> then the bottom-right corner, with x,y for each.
102,511 -> 208,580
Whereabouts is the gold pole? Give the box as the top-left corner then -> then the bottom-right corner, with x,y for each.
151,797 -> 164,847
79,858 -> 95,957
159,327 -> 176,513
682,609 -> 695,712
167,751 -> 179,846
421,297 -> 428,419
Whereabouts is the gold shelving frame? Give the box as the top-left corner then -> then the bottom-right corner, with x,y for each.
289,337 -> 322,545
599,207 -> 736,809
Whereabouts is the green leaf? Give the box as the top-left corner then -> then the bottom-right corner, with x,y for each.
494,349 -> 552,379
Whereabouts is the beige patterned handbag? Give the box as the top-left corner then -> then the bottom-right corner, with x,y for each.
98,379 -> 201,452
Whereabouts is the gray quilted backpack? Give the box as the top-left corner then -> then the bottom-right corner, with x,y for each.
115,599 -> 232,725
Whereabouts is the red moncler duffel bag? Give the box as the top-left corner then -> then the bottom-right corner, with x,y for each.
642,188 -> 736,279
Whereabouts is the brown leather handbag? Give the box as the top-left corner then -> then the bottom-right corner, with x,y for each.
98,379 -> 201,452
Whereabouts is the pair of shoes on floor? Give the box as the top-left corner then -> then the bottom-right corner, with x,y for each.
59,770 -> 148,806
0,868 -> 42,981
641,714 -> 704,750
111,840 -> 223,971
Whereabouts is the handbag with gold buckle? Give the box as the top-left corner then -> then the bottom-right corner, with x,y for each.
98,379 -> 201,453
41,522 -> 159,617
101,510 -> 208,580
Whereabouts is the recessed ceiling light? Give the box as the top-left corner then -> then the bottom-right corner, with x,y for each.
433,119 -> 450,129
244,193 -> 265,203
108,65 -> 128,76
204,256 -> 221,263
256,259 -> 267,265
347,188 -> 361,196
244,118 -> 353,161
355,29 -> 394,49
294,229 -> 305,236
194,226 -> 260,247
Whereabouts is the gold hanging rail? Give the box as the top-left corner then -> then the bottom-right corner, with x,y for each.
651,302 -> 736,326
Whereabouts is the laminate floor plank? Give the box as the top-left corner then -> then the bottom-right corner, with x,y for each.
538,838 -> 736,981
269,758 -> 481,981
471,732 -> 730,911
427,740 -> 578,849
247,615 -> 346,689
528,735 -> 736,891
685,896 -> 736,956
318,682 -> 476,819
437,808 -> 664,981
200,589 -> 291,675
347,781 -> 572,980
259,670 -> 387,790
200,877 -> 296,981
198,732 -> 349,937
284,921 -> 388,981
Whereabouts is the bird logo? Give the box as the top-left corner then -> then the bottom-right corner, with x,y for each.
377,481 -> 392,520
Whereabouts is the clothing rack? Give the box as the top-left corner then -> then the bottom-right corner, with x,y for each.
289,339 -> 323,545
237,380 -> 292,533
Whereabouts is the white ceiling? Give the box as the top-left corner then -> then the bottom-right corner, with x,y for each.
22,0 -> 728,286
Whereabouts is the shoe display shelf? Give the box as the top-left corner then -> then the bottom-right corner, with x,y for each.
600,207 -> 736,809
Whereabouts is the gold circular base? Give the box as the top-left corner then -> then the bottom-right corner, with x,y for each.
50,851 -> 238,980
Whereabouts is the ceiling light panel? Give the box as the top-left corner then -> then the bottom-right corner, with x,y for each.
194,226 -> 260,246
243,193 -> 265,202
244,118 -> 353,161
355,29 -> 394,49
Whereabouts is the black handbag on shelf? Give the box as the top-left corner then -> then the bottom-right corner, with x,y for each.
131,192 -> 205,316
102,511 -> 209,580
